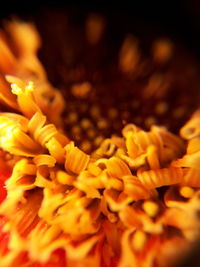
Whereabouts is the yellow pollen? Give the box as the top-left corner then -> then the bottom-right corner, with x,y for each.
71,125 -> 81,135
143,200 -> 159,217
11,83 -> 23,95
179,186 -> 195,198
107,213 -> 118,223
56,170 -> 75,185
71,82 -> 91,98
80,118 -> 92,129
97,118 -> 108,129
132,230 -> 147,251
67,112 -> 78,124
88,162 -> 101,176
26,81 -> 34,92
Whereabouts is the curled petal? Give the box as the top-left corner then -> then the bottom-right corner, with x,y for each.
123,175 -> 151,200
11,81 -> 41,118
172,151 -> 200,170
33,155 -> 56,167
106,157 -> 131,178
122,123 -> 140,138
0,116 -> 42,156
96,138 -> 117,157
45,137 -> 65,164
180,109 -> 200,140
147,145 -> 160,169
56,170 -> 75,185
65,142 -> 90,174
121,153 -> 147,169
28,112 -> 46,139
5,159 -> 36,191
187,136 -> 200,154
119,206 -> 142,228
35,166 -> 55,189
182,168 -> 200,187
100,197 -> 118,223
104,189 -> 133,211
137,167 -> 183,189
0,112 -> 29,132
36,124 -> 58,146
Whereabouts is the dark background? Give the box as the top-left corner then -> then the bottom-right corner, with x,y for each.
0,0 -> 200,59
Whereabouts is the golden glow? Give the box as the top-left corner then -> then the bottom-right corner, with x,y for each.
0,20 -> 199,267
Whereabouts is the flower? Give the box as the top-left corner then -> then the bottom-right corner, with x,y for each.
0,19 -> 200,267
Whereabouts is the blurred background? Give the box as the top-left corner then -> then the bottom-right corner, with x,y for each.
0,0 -> 200,58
